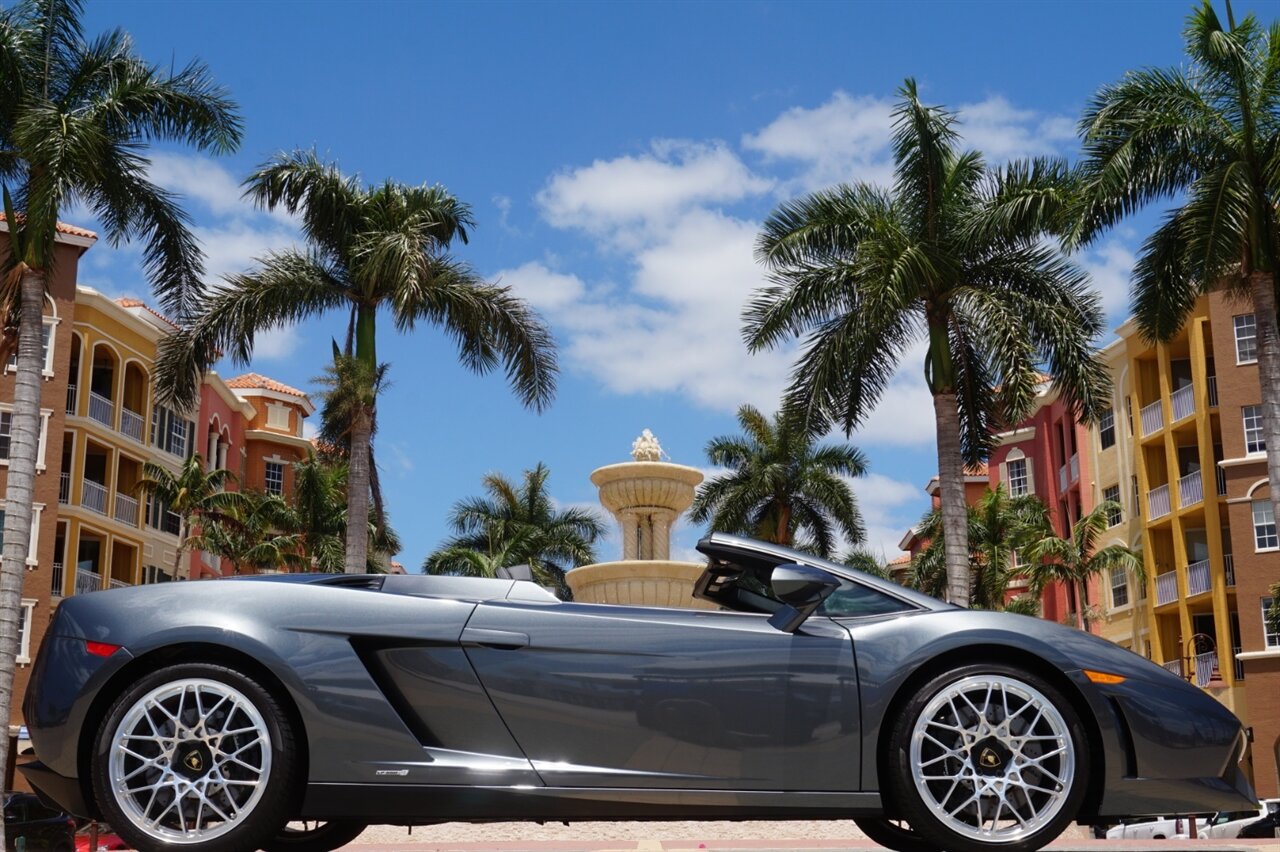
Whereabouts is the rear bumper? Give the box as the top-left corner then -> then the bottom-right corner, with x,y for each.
19,760 -> 91,818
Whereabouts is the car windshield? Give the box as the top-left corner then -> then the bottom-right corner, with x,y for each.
696,560 -> 916,618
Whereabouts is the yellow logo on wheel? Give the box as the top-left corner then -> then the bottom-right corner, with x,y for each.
979,748 -> 1000,768
185,752 -> 203,771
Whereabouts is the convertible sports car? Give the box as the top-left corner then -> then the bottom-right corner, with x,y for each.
21,533 -> 1255,852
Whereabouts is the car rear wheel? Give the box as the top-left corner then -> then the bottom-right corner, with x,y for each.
91,663 -> 298,852
262,821 -> 368,851
886,664 -> 1089,852
854,817 -> 938,852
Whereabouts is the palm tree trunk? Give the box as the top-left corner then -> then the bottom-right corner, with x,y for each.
933,392 -> 971,607
775,504 -> 792,546
174,521 -> 188,579
345,306 -> 376,574
1250,272 -> 1280,528
1073,578 -> 1086,631
0,268 -> 48,798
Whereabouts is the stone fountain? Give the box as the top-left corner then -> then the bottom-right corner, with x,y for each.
566,430 -> 716,609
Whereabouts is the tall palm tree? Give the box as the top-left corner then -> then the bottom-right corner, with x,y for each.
744,80 -> 1109,607
285,450 -> 400,573
1075,1 -> 1280,523
0,1 -> 238,806
1022,501 -> 1143,630
424,463 -> 604,594
690,404 -> 867,559
135,455 -> 245,578
910,485 -> 1051,610
157,151 -> 556,573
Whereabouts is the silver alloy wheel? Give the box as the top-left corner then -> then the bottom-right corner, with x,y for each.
909,674 -> 1074,843
107,677 -> 273,844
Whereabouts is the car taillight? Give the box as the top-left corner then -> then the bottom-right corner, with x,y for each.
85,641 -> 121,658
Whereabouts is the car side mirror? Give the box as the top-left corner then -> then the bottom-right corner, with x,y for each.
768,563 -> 840,633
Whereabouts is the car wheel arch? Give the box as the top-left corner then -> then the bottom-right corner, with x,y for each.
872,642 -> 1106,821
76,641 -> 310,821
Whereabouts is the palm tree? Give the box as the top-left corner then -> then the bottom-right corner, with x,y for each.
0,2 -> 238,806
1022,501 -> 1143,630
135,455 -> 245,578
910,485 -> 1051,610
840,548 -> 891,580
187,490 -> 305,575
156,151 -> 557,573
690,404 -> 867,559
744,80 -> 1109,607
1075,1 -> 1280,524
424,463 -> 604,594
285,450 -> 400,573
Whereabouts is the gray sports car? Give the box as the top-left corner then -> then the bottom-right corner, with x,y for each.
21,533 -> 1255,852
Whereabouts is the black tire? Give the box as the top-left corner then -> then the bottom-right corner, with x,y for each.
885,663 -> 1089,852
262,821 -> 368,852
90,662 -> 299,852
855,817 -> 940,852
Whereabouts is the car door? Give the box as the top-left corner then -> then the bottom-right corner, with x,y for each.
462,600 -> 859,791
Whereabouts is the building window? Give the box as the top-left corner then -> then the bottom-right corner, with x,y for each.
1244,405 -> 1266,455
1098,409 -> 1115,450
1103,485 -> 1122,526
1124,397 -> 1133,435
266,403 -> 290,431
264,461 -> 284,496
1235,314 -> 1258,364
1110,568 -> 1129,609
1263,597 -> 1280,648
143,564 -> 173,584
1006,458 -> 1029,497
152,406 -> 194,458
0,409 -> 50,468
16,599 -> 35,664
145,496 -> 182,536
1254,499 -> 1279,550
5,321 -> 55,376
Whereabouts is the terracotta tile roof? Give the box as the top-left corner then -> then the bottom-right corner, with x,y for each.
889,553 -> 912,566
114,297 -> 178,329
0,213 -> 97,239
226,372 -> 309,399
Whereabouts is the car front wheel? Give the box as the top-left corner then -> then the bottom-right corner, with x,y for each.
91,663 -> 299,852
886,664 -> 1089,852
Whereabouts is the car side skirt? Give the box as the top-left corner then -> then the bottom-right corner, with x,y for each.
300,784 -> 881,822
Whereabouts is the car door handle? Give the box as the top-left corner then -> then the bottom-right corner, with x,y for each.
460,628 -> 529,650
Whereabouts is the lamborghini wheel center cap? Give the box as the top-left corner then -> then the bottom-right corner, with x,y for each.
972,737 -> 1011,776
174,742 -> 213,780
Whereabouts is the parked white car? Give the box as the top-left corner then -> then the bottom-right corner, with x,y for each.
1204,800 -> 1280,839
1106,816 -> 1206,840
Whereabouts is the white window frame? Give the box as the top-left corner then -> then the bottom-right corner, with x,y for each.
265,402 -> 290,431
1099,409 -> 1116,450
264,460 -> 284,496
1007,458 -> 1029,497
1102,485 -> 1122,527
0,407 -> 51,471
5,318 -> 56,377
1110,567 -> 1130,610
16,598 -> 35,664
1254,499 -> 1279,551
1244,405 -> 1266,456
1264,597 -> 1280,649
1235,314 -> 1259,364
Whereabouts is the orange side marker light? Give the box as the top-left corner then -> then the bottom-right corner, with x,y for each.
1083,669 -> 1126,685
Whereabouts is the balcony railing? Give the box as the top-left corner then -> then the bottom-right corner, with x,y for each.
1059,464 -> 1067,491
1193,650 -> 1219,687
1162,658 -> 1183,677
1148,483 -> 1171,520
1208,375 -> 1219,407
50,561 -> 63,597
114,493 -> 138,527
1186,558 -> 1211,596
74,568 -> 102,595
1234,646 -> 1245,681
87,391 -> 114,427
1069,452 -> 1079,483
1155,570 -> 1179,605
58,471 -> 70,504
82,480 -> 108,515
1217,465 -> 1228,496
65,384 -> 77,415
1171,383 -> 1196,422
108,579 -> 128,590
1178,469 -> 1203,508
1225,553 -> 1235,587
120,408 -> 144,442
1141,400 -> 1164,436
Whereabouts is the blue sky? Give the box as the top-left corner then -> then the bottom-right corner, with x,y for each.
73,0 -> 1280,567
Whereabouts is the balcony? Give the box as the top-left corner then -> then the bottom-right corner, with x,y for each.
58,471 -> 70,504
1178,469 -> 1203,508
1141,400 -> 1164,436
1234,646 -> 1244,681
1217,465 -> 1227,496
1225,553 -> 1235,586
50,561 -> 63,597
65,384 -> 77,415
1155,570 -> 1179,605
120,408 -> 144,443
1171,383 -> 1195,422
74,568 -> 102,595
114,493 -> 139,527
108,578 -> 128,590
1148,483 -> 1171,520
87,391 -> 114,427
1186,558 -> 1211,596
1058,453 -> 1080,491
1162,658 -> 1183,677
1192,650 -> 1219,687
1208,375 -> 1219,407
82,480 -> 108,515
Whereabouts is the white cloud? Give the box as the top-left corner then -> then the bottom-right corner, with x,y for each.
1079,240 -> 1136,324
848,471 -> 927,561
497,262 -> 586,311
251,326 -> 300,361
147,152 -> 294,225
